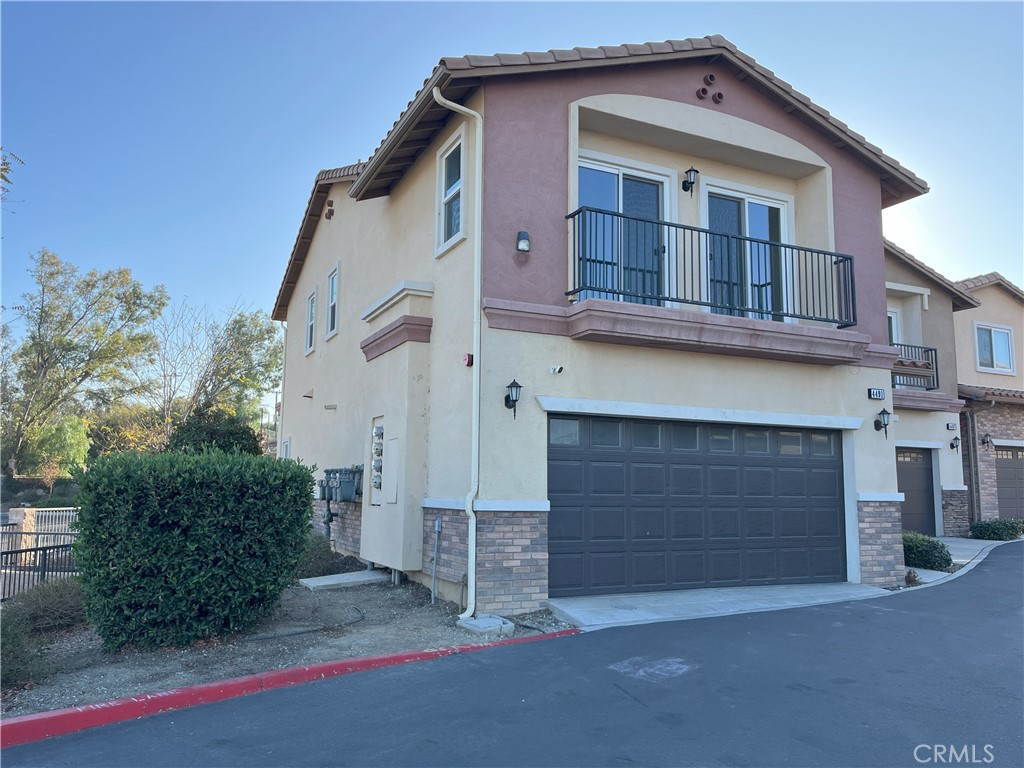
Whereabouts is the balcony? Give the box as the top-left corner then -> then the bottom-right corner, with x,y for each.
892,343 -> 939,390
566,207 -> 857,329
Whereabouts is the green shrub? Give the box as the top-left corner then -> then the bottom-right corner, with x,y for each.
3,577 -> 86,634
293,530 -> 339,579
902,530 -> 953,571
0,611 -> 52,689
970,518 -> 1024,541
73,450 -> 313,650
168,410 -> 261,455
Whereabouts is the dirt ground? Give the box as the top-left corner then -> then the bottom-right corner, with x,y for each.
1,580 -> 573,719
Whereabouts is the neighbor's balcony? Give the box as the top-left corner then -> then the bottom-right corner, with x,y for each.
566,207 -> 858,329
892,343 -> 939,390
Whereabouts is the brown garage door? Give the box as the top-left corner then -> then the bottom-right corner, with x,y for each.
896,448 -> 935,535
996,447 -> 1024,520
548,416 -> 846,597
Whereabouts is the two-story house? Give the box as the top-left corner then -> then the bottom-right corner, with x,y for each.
274,36 -> 932,617
953,273 -> 1024,522
883,240 -> 978,537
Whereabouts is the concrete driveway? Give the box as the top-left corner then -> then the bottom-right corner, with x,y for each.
6,541 -> 1021,767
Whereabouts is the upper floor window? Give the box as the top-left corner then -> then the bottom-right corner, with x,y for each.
326,268 -> 338,338
305,291 -> 316,354
436,130 -> 463,254
975,323 -> 1015,374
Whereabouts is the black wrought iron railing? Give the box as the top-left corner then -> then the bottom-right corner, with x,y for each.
566,207 -> 858,328
1,544 -> 76,601
892,343 -> 939,390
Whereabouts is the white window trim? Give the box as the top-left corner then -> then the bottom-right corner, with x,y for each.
280,438 -> 291,459
435,125 -> 466,258
304,289 -> 316,355
700,176 -> 796,320
973,320 -> 1016,376
325,264 -> 339,341
887,308 -> 902,344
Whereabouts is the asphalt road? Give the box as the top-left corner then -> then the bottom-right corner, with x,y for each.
6,542 -> 1022,768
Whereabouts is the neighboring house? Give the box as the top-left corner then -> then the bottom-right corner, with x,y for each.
274,36 -> 933,617
953,273 -> 1024,522
883,241 -> 979,537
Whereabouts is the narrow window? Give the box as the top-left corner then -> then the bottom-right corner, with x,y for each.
305,291 -> 316,354
976,324 -> 1014,373
438,136 -> 462,250
326,268 -> 338,337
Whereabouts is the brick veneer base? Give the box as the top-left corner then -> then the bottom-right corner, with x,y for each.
962,402 -> 1024,521
857,500 -> 905,587
312,499 -> 361,556
941,489 -> 969,537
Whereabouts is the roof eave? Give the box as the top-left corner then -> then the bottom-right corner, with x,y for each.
883,239 -> 981,310
272,178 -> 335,322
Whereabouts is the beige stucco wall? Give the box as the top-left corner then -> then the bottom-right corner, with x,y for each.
953,284 -> 1024,390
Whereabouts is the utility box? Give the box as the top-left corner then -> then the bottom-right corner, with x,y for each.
322,466 -> 364,503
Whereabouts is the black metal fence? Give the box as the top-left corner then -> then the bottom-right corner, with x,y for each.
892,343 -> 939,390
566,207 -> 858,328
1,543 -> 76,601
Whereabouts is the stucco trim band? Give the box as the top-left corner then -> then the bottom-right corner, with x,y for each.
857,492 -> 905,502
483,298 -> 875,366
535,396 -> 864,430
892,389 -> 965,413
991,439 -> 1024,447
361,281 -> 435,322
360,315 -> 433,362
422,498 -> 551,512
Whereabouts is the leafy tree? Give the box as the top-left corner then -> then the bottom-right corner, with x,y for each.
86,403 -> 167,459
1,250 -> 168,474
22,415 -> 90,482
1,146 -> 24,203
130,302 -> 282,443
167,409 -> 261,455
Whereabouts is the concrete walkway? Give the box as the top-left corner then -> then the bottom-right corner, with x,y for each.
547,536 -> 1017,631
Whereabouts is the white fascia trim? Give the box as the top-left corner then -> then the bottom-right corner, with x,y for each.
992,438 -> 1024,447
422,498 -> 551,513
885,281 -> 930,310
857,492 -> 905,502
361,281 -> 435,323
941,485 -> 969,491
895,440 -> 943,449
535,396 -> 864,430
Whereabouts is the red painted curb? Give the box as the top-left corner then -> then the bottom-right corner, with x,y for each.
0,628 -> 580,748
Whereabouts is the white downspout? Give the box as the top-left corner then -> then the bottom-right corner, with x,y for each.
432,86 -> 483,620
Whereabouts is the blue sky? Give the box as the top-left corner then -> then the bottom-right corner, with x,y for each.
3,1 -> 1022,324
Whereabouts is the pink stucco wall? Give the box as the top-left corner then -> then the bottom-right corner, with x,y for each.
479,58 -> 889,343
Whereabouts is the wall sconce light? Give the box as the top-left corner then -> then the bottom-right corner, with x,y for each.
981,433 -> 991,450
504,379 -> 522,419
950,435 -> 961,453
682,167 -> 700,196
516,231 -> 531,253
874,408 -> 891,438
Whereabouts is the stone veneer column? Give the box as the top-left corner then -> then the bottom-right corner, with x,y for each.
421,508 -> 469,590
941,490 -> 970,538
473,510 -> 548,616
857,500 -> 905,587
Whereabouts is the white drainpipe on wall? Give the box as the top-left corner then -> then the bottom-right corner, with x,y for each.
431,86 -> 483,620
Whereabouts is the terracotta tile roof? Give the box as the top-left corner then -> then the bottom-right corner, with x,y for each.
350,35 -> 928,204
959,384 -> 1024,402
317,163 -> 366,183
883,240 -> 979,310
955,272 -> 1024,303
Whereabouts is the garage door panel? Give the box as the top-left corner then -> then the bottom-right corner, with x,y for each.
632,463 -> 666,495
590,462 -> 626,495
590,507 -> 626,541
671,507 -> 704,539
996,448 -> 1024,520
708,466 -> 740,496
549,506 -> 584,542
549,461 -> 584,495
549,416 -> 846,597
744,507 -> 775,538
632,507 -> 667,540
708,507 -> 741,539
670,465 -> 703,496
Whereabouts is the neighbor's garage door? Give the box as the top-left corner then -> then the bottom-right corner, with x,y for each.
896,448 -> 936,536
996,446 -> 1024,520
548,416 -> 846,597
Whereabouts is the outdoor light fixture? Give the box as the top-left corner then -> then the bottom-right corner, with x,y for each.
516,231 -> 531,253
874,408 -> 891,438
504,379 -> 522,419
950,435 -> 961,453
981,433 -> 992,450
682,167 -> 700,196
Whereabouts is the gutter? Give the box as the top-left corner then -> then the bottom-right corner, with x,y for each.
431,86 -> 483,620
